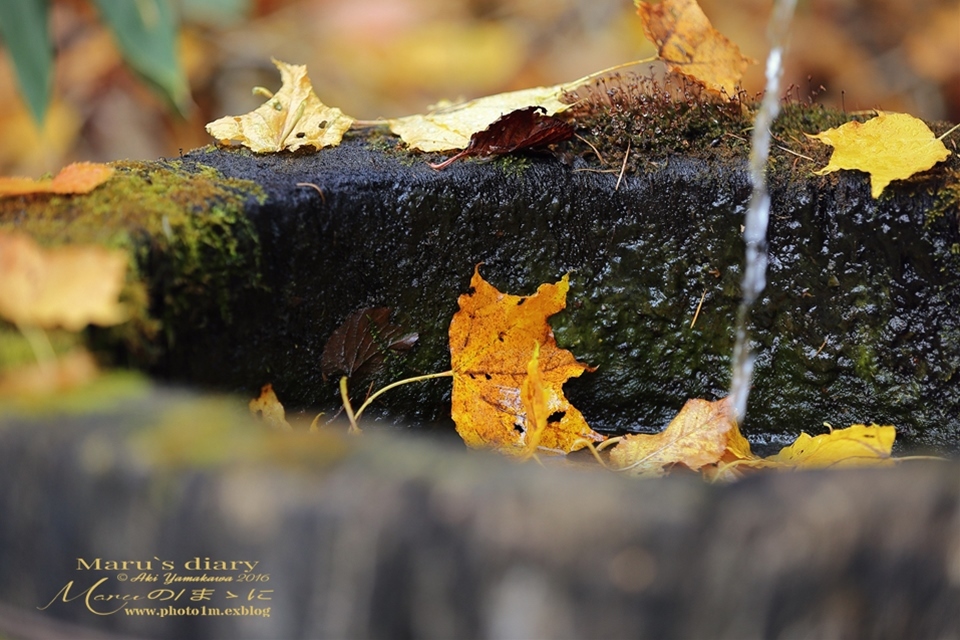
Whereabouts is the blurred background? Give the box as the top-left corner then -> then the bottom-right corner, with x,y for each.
1,0 -> 957,177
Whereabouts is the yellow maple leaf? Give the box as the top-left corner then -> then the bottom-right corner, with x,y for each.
448,266 -> 604,455
205,58 -> 354,153
609,397 -> 739,477
763,424 -> 896,469
808,112 -> 951,198
0,162 -> 115,198
519,343 -> 548,459
0,231 -> 127,331
635,0 -> 753,97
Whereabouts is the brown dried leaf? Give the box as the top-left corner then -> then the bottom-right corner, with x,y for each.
321,307 -> 417,379
430,106 -> 575,170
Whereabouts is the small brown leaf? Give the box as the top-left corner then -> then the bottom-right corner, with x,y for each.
321,307 -> 418,379
430,106 -> 575,170
249,383 -> 293,431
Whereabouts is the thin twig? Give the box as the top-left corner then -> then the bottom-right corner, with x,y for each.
575,134 -> 607,165
690,290 -> 707,328
615,140 -> 631,192
296,182 -> 326,204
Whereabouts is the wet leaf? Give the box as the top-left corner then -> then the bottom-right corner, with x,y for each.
0,231 -> 127,331
0,162 -> 115,198
635,0 -> 753,97
519,343 -> 548,458
762,424 -> 896,469
321,307 -> 417,380
808,112 -> 951,198
448,266 -> 603,455
609,397 -> 739,477
205,58 -> 354,153
249,383 -> 292,431
429,106 -> 575,170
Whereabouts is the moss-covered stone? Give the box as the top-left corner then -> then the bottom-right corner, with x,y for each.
0,97 -> 957,452
0,160 -> 266,370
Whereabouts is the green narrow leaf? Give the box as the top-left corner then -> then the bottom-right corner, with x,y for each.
92,0 -> 191,114
0,0 -> 53,124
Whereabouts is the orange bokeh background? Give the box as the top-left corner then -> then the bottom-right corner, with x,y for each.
1,0 -> 957,176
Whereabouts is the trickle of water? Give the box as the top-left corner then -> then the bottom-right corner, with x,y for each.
729,0 -> 798,423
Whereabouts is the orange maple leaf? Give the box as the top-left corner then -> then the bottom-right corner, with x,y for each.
0,162 -> 115,198
609,397 -> 741,477
807,112 -> 951,198
448,266 -> 604,455
635,0 -> 753,97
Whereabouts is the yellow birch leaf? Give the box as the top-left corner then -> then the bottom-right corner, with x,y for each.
249,383 -> 293,431
448,266 -> 604,455
0,162 -> 115,198
635,0 -> 753,97
808,112 -> 951,198
610,397 -> 737,477
763,424 -> 896,469
0,231 -> 127,331
205,58 -> 354,153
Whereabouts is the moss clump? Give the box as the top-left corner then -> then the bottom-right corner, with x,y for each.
0,160 -> 266,367
560,73 -> 753,171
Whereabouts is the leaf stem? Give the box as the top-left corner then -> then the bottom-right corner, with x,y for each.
353,370 -> 454,422
937,122 -> 960,141
17,323 -> 56,371
339,376 -> 361,434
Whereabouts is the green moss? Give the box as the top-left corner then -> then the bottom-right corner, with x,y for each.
493,153 -> 533,178
0,370 -> 149,415
0,160 -> 267,366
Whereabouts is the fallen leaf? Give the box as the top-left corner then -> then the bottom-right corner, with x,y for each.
519,342 -> 548,458
205,58 -> 354,153
0,349 -> 99,396
249,383 -> 292,431
635,0 -> 753,97
389,84 -> 578,152
448,266 -> 603,455
0,162 -> 115,198
762,424 -> 896,469
0,231 -> 127,331
808,112 -> 951,198
609,397 -> 738,477
321,307 -> 417,380
429,106 -> 575,170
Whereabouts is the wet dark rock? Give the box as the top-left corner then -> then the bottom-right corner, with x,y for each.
158,138 -> 960,450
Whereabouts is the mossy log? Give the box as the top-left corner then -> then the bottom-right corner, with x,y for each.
1,106 -> 958,449
0,386 -> 959,639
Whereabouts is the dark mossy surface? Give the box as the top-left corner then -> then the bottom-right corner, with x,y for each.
166,113 -> 960,451
1,103 -> 957,451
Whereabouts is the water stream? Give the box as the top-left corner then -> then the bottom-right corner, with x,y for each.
728,0 -> 798,423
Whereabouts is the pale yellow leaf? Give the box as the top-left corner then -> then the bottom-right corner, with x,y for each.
0,231 -> 127,331
609,397 -> 737,477
205,58 -> 354,153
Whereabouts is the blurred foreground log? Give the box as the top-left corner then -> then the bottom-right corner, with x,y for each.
0,384 -> 957,639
